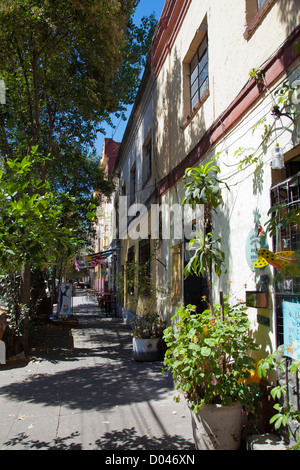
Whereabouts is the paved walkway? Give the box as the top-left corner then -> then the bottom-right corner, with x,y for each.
0,294 -> 194,450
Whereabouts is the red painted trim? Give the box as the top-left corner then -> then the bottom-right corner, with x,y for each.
158,25 -> 300,197
152,0 -> 192,78
244,0 -> 276,40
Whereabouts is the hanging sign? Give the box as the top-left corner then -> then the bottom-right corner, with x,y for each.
283,301 -> 300,360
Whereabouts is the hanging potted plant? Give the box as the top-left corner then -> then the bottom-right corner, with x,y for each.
163,299 -> 260,450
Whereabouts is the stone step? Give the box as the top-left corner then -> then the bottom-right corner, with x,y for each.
247,433 -> 287,450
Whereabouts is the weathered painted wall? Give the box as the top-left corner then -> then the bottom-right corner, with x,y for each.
114,0 -> 300,357
152,0 -> 300,356
154,0 -> 300,180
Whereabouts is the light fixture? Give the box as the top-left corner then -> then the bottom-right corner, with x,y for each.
271,143 -> 285,170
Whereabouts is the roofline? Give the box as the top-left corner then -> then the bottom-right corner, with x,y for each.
113,61 -> 152,173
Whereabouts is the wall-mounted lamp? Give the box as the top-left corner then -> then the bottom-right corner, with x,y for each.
271,143 -> 285,170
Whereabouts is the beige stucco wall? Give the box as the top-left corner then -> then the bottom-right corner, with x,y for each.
155,0 -> 300,179
115,0 -> 299,356
153,0 -> 300,357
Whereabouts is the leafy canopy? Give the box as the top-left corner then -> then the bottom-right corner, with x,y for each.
0,0 -> 157,161
0,147 -> 81,271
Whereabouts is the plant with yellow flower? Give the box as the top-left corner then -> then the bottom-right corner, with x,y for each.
163,298 -> 260,413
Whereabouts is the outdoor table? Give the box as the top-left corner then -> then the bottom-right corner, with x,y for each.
100,292 -> 116,317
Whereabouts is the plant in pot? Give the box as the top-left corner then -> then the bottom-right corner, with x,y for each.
182,155 -> 229,316
131,308 -> 166,362
257,350 -> 300,450
117,257 -> 166,362
172,157 -> 261,449
163,299 -> 260,450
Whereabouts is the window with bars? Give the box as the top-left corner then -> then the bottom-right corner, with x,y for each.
271,171 -> 300,412
271,172 -> 300,346
190,34 -> 209,111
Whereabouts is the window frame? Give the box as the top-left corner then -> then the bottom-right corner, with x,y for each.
130,164 -> 136,206
171,244 -> 183,306
257,0 -> 265,9
181,17 -> 209,129
189,34 -> 209,113
244,0 -> 276,40
143,138 -> 152,186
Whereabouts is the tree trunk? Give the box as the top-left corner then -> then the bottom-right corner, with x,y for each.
204,258 -> 215,318
20,264 -> 31,355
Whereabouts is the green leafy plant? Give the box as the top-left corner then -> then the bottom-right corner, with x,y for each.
182,155 -> 228,210
184,228 -> 226,317
131,310 -> 165,339
163,298 -> 260,413
116,258 -> 165,339
258,352 -> 300,450
0,150 -> 80,271
182,156 -> 229,317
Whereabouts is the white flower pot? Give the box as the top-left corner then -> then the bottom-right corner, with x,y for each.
132,337 -> 164,362
190,402 -> 242,450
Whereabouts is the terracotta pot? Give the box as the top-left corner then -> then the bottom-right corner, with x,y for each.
190,402 -> 242,450
132,337 -> 164,362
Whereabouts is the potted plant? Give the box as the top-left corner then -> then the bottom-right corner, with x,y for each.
163,298 -> 260,450
257,350 -> 300,450
132,309 -> 166,362
182,155 -> 229,316
116,256 -> 166,362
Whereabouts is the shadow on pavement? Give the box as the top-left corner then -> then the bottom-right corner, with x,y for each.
3,427 -> 195,450
0,312 -> 173,413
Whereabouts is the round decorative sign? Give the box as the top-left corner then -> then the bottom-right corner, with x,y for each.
245,229 -> 261,272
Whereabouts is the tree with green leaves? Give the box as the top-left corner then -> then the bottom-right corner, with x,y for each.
0,0 -> 157,352
182,156 -> 229,317
0,147 -> 82,351
0,0 -> 156,165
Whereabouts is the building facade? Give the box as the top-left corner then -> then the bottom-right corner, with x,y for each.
94,138 -> 120,293
112,0 -> 300,362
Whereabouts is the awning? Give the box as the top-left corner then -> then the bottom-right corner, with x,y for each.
75,249 -> 118,269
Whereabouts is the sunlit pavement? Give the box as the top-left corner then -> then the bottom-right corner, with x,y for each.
0,294 -> 194,450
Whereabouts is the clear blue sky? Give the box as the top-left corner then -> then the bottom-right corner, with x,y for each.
95,0 -> 165,155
